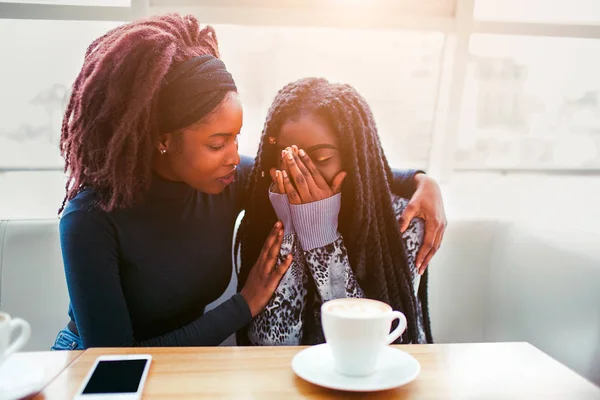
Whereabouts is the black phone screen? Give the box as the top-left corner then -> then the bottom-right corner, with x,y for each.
82,359 -> 148,394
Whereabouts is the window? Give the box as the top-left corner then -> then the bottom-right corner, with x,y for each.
3,0 -> 130,6
0,19 -> 444,218
455,35 -> 600,170
212,24 -> 445,169
0,19 -> 123,170
0,19 -> 123,218
2,0 -> 600,218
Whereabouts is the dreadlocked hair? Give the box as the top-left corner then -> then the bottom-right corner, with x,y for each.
59,14 -> 222,213
235,77 -> 433,344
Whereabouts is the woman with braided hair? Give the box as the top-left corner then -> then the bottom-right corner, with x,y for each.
52,14 -> 445,350
237,78 -> 436,345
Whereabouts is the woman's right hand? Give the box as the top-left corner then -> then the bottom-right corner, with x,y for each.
269,168 -> 285,195
240,221 -> 293,317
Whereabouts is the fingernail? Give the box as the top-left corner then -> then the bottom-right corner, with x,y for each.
299,149 -> 306,157
275,170 -> 280,178
281,150 -> 285,159
278,229 -> 283,236
286,150 -> 293,160
275,221 -> 281,228
282,170 -> 288,178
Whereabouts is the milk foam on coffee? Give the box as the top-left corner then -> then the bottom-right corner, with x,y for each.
324,298 -> 389,318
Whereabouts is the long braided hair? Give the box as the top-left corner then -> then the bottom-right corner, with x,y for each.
236,77 -> 432,344
59,14 -> 222,213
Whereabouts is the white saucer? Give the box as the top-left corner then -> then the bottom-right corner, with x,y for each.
292,343 -> 420,392
0,356 -> 45,400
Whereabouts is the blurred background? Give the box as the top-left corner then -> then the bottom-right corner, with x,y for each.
1,0 -> 600,228
0,0 -> 599,387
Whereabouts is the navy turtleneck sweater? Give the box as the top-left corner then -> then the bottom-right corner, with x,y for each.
59,155 -> 420,348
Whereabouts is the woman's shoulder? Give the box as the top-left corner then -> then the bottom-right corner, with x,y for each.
60,188 -> 113,231
62,188 -> 101,217
59,189 -> 115,238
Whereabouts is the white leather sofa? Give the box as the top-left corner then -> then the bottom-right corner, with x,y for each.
0,219 -> 70,351
1,217 -> 599,386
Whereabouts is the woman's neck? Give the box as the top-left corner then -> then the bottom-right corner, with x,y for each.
151,155 -> 182,183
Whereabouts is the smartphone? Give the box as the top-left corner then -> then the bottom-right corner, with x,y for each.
74,354 -> 152,400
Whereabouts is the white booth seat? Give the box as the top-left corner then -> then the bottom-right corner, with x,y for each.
0,219 -> 69,351
1,217 -> 599,386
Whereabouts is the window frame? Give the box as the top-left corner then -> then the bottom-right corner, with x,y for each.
0,0 -> 147,21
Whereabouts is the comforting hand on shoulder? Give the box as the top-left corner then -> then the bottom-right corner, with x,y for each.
400,173 -> 447,275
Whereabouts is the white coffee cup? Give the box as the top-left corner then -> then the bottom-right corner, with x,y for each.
321,298 -> 407,377
0,312 -> 31,365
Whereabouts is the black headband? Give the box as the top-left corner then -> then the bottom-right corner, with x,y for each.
158,55 -> 237,133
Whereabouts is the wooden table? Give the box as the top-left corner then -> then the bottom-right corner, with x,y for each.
33,343 -> 600,399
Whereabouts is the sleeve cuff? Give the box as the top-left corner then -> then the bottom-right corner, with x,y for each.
290,194 -> 341,251
391,168 -> 425,198
269,190 -> 294,235
405,169 -> 425,191
231,293 -> 253,326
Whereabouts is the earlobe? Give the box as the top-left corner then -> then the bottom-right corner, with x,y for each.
157,133 -> 172,154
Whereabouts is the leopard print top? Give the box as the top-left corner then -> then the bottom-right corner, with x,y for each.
248,195 -> 426,345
